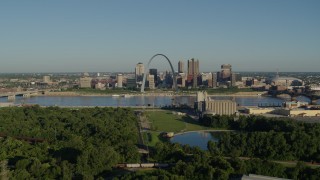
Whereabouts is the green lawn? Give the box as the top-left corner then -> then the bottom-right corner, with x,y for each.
146,110 -> 214,133
143,110 -> 222,147
142,131 -> 162,147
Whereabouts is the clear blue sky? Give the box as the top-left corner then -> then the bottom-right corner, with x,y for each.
0,0 -> 319,73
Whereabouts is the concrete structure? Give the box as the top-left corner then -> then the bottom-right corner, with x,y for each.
147,74 -> 155,89
208,73 -> 217,88
176,73 -> 186,88
126,78 -> 136,88
135,62 -> 145,83
197,91 -> 208,102
7,95 -> 15,101
95,82 -> 106,90
271,73 -> 304,87
205,99 -> 237,115
187,58 -> 199,88
231,72 -> 237,87
220,64 -> 232,80
277,108 -> 320,117
178,60 -> 184,73
79,77 -> 92,88
141,54 -> 177,92
196,91 -> 237,115
245,107 -> 276,115
117,74 -> 123,88
135,63 -> 144,76
282,101 -> 309,109
187,58 -> 199,75
43,76 -> 51,83
149,69 -> 157,86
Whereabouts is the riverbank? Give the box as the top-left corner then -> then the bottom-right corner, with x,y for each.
41,91 -> 266,97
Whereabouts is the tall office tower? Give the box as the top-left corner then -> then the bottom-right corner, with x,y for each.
235,73 -> 242,82
135,62 -> 144,82
135,62 -> 144,76
149,68 -> 157,86
43,76 -> 51,83
187,58 -> 200,88
231,73 -> 236,87
117,74 -> 123,88
220,64 -> 232,80
207,73 -> 217,88
164,71 -> 173,88
187,58 -> 199,75
178,60 -> 184,73
147,74 -> 155,89
177,73 -> 186,88
207,73 -> 213,87
126,78 -> 136,88
212,73 -> 217,88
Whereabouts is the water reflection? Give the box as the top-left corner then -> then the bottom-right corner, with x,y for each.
0,95 -> 319,107
171,131 -> 221,150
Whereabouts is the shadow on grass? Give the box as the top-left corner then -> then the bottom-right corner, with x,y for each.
179,115 -> 202,126
147,133 -> 170,153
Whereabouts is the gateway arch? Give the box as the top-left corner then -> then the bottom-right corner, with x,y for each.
141,54 -> 177,92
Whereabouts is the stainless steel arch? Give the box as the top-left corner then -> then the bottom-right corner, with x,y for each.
141,54 -> 177,92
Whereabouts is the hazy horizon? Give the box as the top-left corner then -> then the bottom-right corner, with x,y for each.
1,0 -> 319,73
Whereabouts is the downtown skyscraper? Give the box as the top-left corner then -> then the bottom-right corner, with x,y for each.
187,58 -> 199,88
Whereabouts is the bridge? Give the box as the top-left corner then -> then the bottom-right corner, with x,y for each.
0,91 -> 40,100
270,90 -> 320,104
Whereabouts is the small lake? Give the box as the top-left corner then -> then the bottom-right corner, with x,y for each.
170,131 -> 222,150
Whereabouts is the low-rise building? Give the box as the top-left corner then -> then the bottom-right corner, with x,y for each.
245,107 -> 276,115
79,77 -> 92,88
282,101 -> 309,109
277,108 -> 320,117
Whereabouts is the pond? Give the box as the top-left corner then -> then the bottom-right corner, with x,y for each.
170,131 -> 224,150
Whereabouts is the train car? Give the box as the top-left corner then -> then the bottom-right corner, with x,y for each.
126,163 -> 140,168
140,163 -> 155,168
154,163 -> 169,168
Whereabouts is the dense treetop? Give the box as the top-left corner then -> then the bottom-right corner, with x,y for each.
0,106 -> 140,179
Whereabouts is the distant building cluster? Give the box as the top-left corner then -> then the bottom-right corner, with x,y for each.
78,72 -> 136,90
75,58 -> 309,92
1,56 -> 314,96
133,59 -> 243,90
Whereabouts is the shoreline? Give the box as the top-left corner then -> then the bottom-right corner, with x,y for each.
41,91 -> 266,97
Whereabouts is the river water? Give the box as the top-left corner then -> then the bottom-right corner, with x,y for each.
0,95 -> 316,107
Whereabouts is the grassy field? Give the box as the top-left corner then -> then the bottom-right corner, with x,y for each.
142,131 -> 162,147
143,110 -> 217,147
146,110 -> 214,133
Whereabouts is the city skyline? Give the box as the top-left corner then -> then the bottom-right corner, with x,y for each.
1,0 -> 320,73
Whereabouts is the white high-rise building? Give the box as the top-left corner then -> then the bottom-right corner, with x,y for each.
135,63 -> 144,76
147,74 -> 155,89
117,74 -> 123,88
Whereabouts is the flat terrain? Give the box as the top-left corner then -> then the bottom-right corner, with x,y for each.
145,110 -> 214,133
142,110 -> 218,147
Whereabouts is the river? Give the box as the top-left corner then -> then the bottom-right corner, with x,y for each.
0,95 -> 317,107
